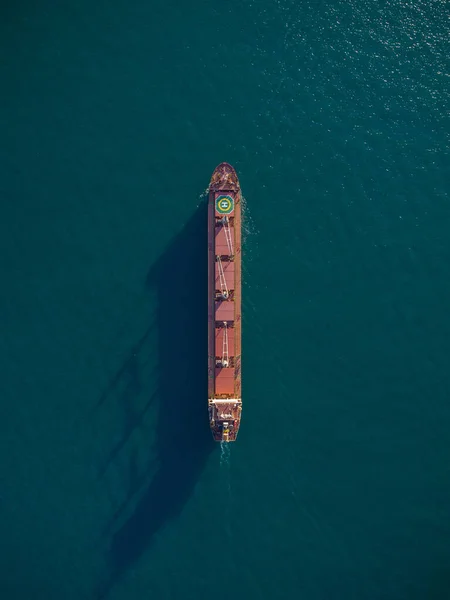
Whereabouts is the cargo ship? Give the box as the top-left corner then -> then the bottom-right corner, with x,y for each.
207,163 -> 242,442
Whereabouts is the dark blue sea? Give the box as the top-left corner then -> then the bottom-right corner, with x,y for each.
1,0 -> 449,598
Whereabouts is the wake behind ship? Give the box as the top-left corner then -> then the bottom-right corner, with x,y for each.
207,163 -> 242,442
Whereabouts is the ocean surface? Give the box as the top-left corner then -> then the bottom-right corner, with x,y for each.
1,0 -> 449,598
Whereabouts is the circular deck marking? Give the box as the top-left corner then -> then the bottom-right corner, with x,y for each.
216,195 -> 234,215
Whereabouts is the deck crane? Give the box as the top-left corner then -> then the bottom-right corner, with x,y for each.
219,215 -> 234,256
221,321 -> 229,367
216,255 -> 229,300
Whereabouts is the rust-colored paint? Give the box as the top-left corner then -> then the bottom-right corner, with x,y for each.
215,226 -> 235,255
207,163 -> 242,442
214,301 -> 235,321
215,260 -> 235,289
215,327 -> 235,356
215,368 -> 235,394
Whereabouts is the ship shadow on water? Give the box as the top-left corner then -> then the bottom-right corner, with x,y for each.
97,202 -> 215,598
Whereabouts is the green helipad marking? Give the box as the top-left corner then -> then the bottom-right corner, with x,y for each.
216,195 -> 234,215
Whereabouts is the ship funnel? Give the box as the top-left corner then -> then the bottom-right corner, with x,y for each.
222,422 -> 230,442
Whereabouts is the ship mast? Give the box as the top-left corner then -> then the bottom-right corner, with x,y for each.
216,255 -> 229,299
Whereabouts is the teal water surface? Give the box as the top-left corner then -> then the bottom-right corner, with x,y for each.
1,0 -> 449,598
